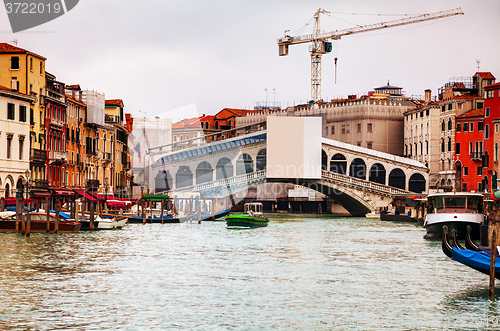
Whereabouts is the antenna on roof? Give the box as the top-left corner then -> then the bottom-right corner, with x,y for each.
476,59 -> 481,71
9,39 -> 18,46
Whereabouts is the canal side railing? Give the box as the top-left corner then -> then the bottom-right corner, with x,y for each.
161,170 -> 267,196
321,170 -> 410,196
163,169 -> 408,198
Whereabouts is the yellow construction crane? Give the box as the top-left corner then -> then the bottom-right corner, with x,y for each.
278,8 -> 464,102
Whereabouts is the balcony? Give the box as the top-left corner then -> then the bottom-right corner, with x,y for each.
102,152 -> 112,162
48,117 -> 65,128
33,180 -> 49,190
30,148 -> 47,161
123,161 -> 131,170
470,151 -> 483,161
105,114 -> 122,124
48,150 -> 68,164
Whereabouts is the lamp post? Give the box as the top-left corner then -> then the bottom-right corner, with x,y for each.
104,176 -> 109,213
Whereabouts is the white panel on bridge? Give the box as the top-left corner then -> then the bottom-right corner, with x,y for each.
266,116 -> 321,179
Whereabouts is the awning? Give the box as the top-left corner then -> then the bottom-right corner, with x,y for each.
74,190 -> 97,202
52,189 -> 75,196
4,197 -> 34,206
106,200 -> 132,210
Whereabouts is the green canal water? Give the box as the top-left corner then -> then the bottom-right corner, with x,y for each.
0,215 -> 499,330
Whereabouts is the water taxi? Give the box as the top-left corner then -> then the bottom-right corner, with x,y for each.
424,192 -> 484,239
226,203 -> 268,227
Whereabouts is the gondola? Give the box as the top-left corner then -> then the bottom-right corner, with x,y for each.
452,229 -> 465,250
442,226 -> 500,280
442,225 -> 453,258
465,225 -> 480,251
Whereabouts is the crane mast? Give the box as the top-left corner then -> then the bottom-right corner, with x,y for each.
278,7 -> 464,102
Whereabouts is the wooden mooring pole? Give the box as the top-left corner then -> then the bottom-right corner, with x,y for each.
490,226 -> 496,300
161,198 -> 165,225
46,198 -> 50,232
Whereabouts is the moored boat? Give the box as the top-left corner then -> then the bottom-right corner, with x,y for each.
380,194 -> 426,222
365,211 -> 380,219
96,216 -> 127,230
424,192 -> 484,239
226,203 -> 268,227
29,212 -> 82,233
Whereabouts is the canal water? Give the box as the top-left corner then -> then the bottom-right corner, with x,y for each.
0,215 -> 499,330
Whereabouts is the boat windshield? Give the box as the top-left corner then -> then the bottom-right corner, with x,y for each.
429,195 -> 482,213
444,197 -> 466,209
245,204 -> 262,213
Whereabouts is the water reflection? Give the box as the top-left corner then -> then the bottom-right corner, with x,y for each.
1,217 -> 500,329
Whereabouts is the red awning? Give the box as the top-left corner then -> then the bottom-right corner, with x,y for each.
52,190 -> 75,196
106,200 -> 132,210
4,197 -> 34,206
74,190 -> 97,202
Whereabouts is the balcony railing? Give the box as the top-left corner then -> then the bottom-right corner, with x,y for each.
30,148 -> 47,161
48,150 -> 68,161
102,152 -> 112,161
49,117 -> 65,127
470,151 -> 483,161
105,114 -> 122,124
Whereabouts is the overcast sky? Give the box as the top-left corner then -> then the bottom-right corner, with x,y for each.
1,0 -> 499,122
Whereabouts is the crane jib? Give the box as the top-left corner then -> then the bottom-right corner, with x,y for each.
277,7 -> 464,102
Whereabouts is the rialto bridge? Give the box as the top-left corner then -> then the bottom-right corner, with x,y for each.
148,118 -> 428,216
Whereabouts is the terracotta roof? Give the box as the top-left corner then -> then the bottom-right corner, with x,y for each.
105,99 -> 124,107
476,72 -> 496,80
172,117 -> 202,129
485,82 -> 500,90
66,84 -> 81,90
453,82 -> 466,89
216,108 -> 258,118
65,93 -> 86,106
0,43 -> 46,60
456,108 -> 484,119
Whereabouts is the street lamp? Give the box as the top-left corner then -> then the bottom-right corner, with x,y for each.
22,169 -> 32,200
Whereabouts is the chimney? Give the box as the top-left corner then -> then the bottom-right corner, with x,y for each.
79,90 -> 82,101
72,89 -> 76,98
424,89 -> 431,104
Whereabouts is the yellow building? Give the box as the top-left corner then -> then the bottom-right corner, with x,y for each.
105,99 -> 131,197
0,43 -> 47,189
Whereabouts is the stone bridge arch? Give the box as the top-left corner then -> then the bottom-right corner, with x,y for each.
268,178 -> 374,216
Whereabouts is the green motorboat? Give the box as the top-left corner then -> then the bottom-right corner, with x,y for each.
226,203 -> 269,227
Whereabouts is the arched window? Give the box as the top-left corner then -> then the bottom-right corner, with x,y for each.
196,161 -> 213,184
495,143 -> 498,162
330,154 -> 347,175
236,154 -> 253,175
216,157 -> 233,180
485,124 -> 490,139
448,118 -> 452,130
441,120 -> 445,131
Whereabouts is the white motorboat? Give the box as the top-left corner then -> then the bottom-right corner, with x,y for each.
424,192 -> 484,239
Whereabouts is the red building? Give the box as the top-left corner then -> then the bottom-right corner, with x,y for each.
484,81 -> 500,190
455,108 -> 485,192
44,72 -> 68,189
